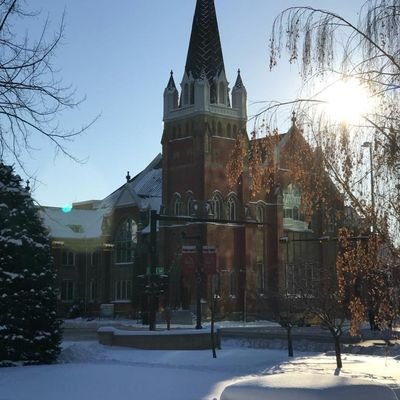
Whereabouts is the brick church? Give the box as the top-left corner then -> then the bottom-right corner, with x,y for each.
42,0 -> 341,320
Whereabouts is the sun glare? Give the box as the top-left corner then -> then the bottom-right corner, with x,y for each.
320,79 -> 375,125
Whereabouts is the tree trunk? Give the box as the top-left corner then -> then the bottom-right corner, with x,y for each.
334,335 -> 342,369
287,326 -> 294,357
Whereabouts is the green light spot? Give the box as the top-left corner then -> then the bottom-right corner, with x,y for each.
62,204 -> 73,213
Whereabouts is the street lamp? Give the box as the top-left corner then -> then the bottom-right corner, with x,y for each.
362,141 -> 376,233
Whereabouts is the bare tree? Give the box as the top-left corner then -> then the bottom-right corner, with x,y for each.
269,291 -> 308,357
0,0 -> 95,169
268,0 -> 400,245
303,268 -> 347,369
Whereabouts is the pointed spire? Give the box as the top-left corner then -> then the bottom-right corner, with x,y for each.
185,0 -> 225,82
234,69 -> 244,89
166,70 -> 177,90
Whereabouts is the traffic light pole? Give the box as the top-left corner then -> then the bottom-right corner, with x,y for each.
146,210 -> 270,331
148,210 -> 158,331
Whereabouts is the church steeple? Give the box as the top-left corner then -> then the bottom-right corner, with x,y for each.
185,0 -> 225,83
163,70 -> 179,120
163,0 -> 247,121
232,69 -> 247,119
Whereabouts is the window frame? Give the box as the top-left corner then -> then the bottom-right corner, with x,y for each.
114,218 -> 137,264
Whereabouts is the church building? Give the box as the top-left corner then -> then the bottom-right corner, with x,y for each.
41,0 -> 341,320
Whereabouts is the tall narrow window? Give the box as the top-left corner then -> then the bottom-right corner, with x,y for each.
190,83 -> 195,104
89,280 -> 96,302
115,218 -> 137,264
210,82 -> 217,103
256,262 -> 265,293
62,250 -> 75,266
183,83 -> 189,105
115,280 -> 132,301
256,205 -> 265,223
227,196 -> 237,221
186,193 -> 194,216
229,270 -> 238,296
61,280 -> 74,302
173,194 -> 182,216
219,82 -> 225,104
211,192 -> 223,219
217,122 -> 223,136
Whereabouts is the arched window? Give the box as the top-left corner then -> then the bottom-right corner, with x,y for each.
190,83 -> 195,104
210,82 -> 217,103
283,185 -> 302,220
217,122 -> 223,136
219,82 -> 225,104
185,192 -> 195,216
115,218 -> 137,263
227,124 -> 232,138
183,83 -> 189,105
256,205 -> 265,223
211,192 -> 223,219
227,196 -> 237,221
293,206 -> 299,221
173,194 -> 182,216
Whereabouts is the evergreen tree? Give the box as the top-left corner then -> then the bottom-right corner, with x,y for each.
0,162 -> 62,366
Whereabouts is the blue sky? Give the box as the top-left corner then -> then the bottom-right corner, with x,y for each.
16,0 -> 363,207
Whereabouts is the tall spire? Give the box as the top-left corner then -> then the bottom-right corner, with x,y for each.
185,0 -> 225,82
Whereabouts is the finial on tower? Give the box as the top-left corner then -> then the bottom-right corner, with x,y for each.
166,70 -> 177,90
126,171 -> 131,183
291,111 -> 297,125
234,68 -> 244,89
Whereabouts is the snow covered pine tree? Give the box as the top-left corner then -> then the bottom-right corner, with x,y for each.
0,163 -> 62,366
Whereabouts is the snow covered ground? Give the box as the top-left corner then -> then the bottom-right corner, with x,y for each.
0,320 -> 399,400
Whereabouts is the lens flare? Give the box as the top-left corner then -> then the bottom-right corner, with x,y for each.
61,204 -> 73,213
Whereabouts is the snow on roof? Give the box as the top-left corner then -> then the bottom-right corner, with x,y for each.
40,206 -> 106,240
41,155 -> 162,239
98,154 -> 161,212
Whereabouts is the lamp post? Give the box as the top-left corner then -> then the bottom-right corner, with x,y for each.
362,141 -> 376,233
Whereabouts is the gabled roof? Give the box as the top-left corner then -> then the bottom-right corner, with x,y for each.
97,154 -> 162,212
41,155 -> 162,240
40,206 -> 105,240
185,0 -> 225,82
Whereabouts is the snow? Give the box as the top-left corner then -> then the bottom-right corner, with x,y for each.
0,321 -> 399,400
220,374 -> 398,400
40,206 -> 106,239
2,271 -> 20,279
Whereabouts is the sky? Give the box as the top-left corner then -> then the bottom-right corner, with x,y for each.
0,323 -> 399,400
13,0 -> 364,207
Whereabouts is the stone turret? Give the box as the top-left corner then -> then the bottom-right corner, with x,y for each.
232,69 -> 247,120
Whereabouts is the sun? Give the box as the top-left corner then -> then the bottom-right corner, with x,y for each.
319,78 -> 375,125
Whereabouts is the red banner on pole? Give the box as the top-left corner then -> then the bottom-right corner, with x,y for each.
203,246 -> 217,275
181,245 -> 197,276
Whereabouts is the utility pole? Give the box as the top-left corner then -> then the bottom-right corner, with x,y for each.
149,210 -> 157,331
362,141 -> 376,233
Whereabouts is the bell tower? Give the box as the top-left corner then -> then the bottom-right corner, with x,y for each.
161,0 -> 249,314
162,0 -> 247,212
